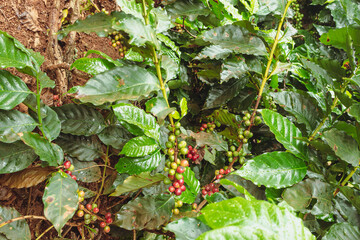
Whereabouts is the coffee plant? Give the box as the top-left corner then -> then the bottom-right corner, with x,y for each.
0,0 -> 360,239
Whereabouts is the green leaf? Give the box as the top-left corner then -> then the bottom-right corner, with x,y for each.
73,65 -> 160,105
58,12 -> 115,39
220,58 -> 249,83
165,0 -> 211,21
201,24 -> 267,56
349,102 -> 360,123
204,77 -> 249,109
55,134 -> 103,161
70,57 -> 116,75
180,97 -> 188,118
113,103 -> 160,140
145,97 -> 175,125
164,218 -> 211,240
340,186 -> 360,213
323,128 -> 360,167
42,172 -> 78,234
120,136 -> 158,157
187,130 -> 228,151
20,132 -> 63,166
0,70 -> 32,110
0,206 -> 31,240
300,58 -> 333,88
198,197 -> 315,240
283,179 -> 334,215
113,16 -> 160,49
71,158 -> 101,183
220,178 -> 255,201
261,109 -> 308,161
195,45 -> 233,60
320,26 -> 360,54
111,172 -> 165,196
212,109 -> 239,129
115,0 -> 143,20
178,168 -> 200,204
53,104 -> 105,136
98,123 -> 133,149
233,151 -> 307,188
0,31 -> 40,74
114,194 -> 174,230
115,149 -> 161,175
38,72 -> 55,89
323,222 -> 360,240
0,110 -> 37,143
270,91 -> 323,133
217,0 -> 243,20
30,106 -> 61,141
0,141 -> 37,174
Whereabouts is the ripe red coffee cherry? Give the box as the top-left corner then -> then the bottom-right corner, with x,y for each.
178,178 -> 184,185
174,188 -> 182,196
202,189 -> 207,195
213,188 -> 219,193
219,169 -> 225,175
187,153 -> 193,159
93,207 -> 99,213
105,212 -> 112,219
104,226 -> 111,233
53,95 -> 59,101
71,175 -> 77,181
180,159 -> 189,167
177,166 -> 185,173
225,169 -> 231,174
209,183 -> 215,189
65,170 -> 72,175
106,217 -> 113,224
180,185 -> 186,192
86,204 -> 92,211
216,174 -> 223,179
169,186 -> 175,192
100,222 -> 106,228
64,161 -> 71,169
205,185 -> 211,192
202,123 -> 208,129
77,210 -> 84,217
173,182 -> 180,188
188,146 -> 193,151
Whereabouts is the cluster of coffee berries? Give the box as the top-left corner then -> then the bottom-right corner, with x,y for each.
163,122 -> 189,196
214,167 -> 232,180
263,95 -> 277,110
201,182 -> 219,197
187,145 -> 200,162
63,160 -> 77,180
77,203 -> 98,224
172,200 -> 183,215
172,23 -> 184,33
107,31 -> 128,58
291,1 -> 304,29
101,8 -> 110,15
77,190 -> 85,202
99,212 -> 113,233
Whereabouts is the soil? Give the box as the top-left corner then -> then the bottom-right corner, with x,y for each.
0,0 -> 129,239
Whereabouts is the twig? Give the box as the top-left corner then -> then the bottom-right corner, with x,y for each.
94,146 -> 110,203
35,225 -> 53,240
133,229 -> 136,240
0,215 -> 46,228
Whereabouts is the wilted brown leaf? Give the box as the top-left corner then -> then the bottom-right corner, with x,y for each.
0,167 -> 55,188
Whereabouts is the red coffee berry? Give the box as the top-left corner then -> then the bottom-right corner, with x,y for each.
202,123 -> 208,129
200,127 -> 204,131
225,169 -> 231,174
64,161 -> 71,169
93,207 -> 99,213
187,153 -> 193,159
65,170 -> 72,175
71,175 -> 77,181
180,159 -> 189,167
188,146 -> 193,150
213,188 -> 219,193
169,186 -> 175,192
105,212 -> 112,219
216,174 -> 223,179
192,154 -> 199,160
219,169 -> 225,175
178,178 -> 184,185
77,210 -> 84,217
209,183 -> 215,189
177,166 -> 185,173
173,182 -> 180,188
174,188 -> 182,196
205,185 -> 211,192
100,222 -> 106,228
106,217 -> 113,224
208,191 -> 213,196
202,189 -> 207,195
168,174 -> 175,180
86,204 -> 92,211
53,95 -> 59,101
180,185 -> 186,192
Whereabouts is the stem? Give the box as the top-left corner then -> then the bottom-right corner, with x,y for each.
35,225 -> 54,240
334,165 -> 359,197
36,76 -> 46,138
141,0 -> 174,126
94,146 -> 109,203
0,215 -> 46,228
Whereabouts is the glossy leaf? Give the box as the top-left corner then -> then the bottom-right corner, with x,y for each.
30,105 -> 61,141
187,130 -> 228,151
98,123 -> 133,149
53,104 -> 105,136
165,0 -> 210,21
0,70 -> 32,110
120,136 -> 159,157
113,103 -> 160,140
320,26 -> 360,54
0,206 -> 31,240
349,102 -> 360,123
0,141 -> 37,174
71,158 -> 101,183
111,172 -> 165,196
195,45 -> 233,60
323,128 -> 360,166
73,65 -> 160,105
178,168 -> 200,204
204,77 -> 249,109
201,24 -> 267,56
233,151 -> 307,188
42,172 -> 78,234
180,97 -> 188,118
70,57 -> 116,75
261,109 -> 308,160
212,109 -> 239,129
145,97 -> 175,125
220,178 -> 255,201
114,194 -> 174,230
270,91 -> 323,133
164,218 -> 211,240
116,0 -> 143,20
115,149 -> 161,175
220,58 -> 249,83
323,222 -> 360,240
20,132 -> 63,166
340,187 -> 360,213
283,179 -> 334,215
55,134 -> 103,161
198,197 -> 315,240
0,110 -> 37,143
